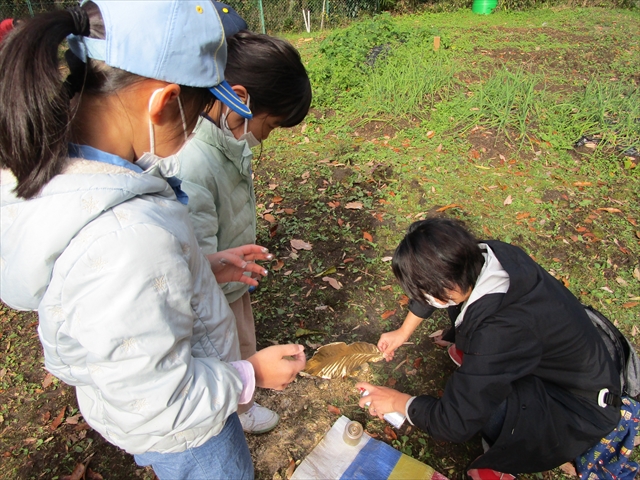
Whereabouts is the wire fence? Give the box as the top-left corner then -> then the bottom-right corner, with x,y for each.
0,0 -> 384,33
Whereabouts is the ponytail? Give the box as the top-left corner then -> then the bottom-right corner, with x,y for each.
0,8 -> 92,199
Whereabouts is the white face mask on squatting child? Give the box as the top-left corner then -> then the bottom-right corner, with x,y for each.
220,93 -> 261,148
423,292 -> 457,309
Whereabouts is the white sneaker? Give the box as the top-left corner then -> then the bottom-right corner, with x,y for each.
238,403 -> 279,434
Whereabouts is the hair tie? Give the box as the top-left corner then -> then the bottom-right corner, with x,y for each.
67,6 -> 90,37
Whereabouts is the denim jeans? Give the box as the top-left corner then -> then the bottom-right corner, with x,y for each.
134,413 -> 254,480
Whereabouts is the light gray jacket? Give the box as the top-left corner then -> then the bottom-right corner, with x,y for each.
0,156 -> 242,455
178,118 -> 256,304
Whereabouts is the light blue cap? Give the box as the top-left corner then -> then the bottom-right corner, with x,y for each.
67,0 -> 252,119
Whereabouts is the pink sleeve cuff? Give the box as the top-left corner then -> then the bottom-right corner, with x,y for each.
230,360 -> 256,405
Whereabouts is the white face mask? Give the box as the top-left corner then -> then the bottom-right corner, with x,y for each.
220,93 -> 261,148
136,88 -> 193,177
423,292 -> 457,309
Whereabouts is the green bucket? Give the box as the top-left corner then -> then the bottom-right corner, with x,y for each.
472,0 -> 497,14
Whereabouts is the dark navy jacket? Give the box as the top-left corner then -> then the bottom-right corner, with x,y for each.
407,241 -> 620,473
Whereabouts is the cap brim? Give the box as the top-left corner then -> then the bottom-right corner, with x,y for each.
210,80 -> 253,119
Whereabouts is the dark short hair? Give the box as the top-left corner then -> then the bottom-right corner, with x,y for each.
392,218 -> 484,306
225,31 -> 311,128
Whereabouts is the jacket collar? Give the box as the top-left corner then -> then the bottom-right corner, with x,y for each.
195,116 -> 253,178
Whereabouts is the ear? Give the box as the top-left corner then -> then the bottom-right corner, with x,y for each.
230,85 -> 248,104
149,84 -> 182,126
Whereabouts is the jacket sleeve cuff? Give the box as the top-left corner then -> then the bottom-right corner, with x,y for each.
230,360 -> 255,405
408,299 -> 436,319
405,396 -> 417,425
406,394 -> 438,431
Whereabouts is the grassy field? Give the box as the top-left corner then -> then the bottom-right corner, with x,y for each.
1,6 -> 639,480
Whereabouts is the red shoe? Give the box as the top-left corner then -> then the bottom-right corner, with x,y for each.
448,344 -> 464,366
467,468 -> 516,480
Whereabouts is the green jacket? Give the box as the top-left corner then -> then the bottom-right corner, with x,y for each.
177,117 -> 256,304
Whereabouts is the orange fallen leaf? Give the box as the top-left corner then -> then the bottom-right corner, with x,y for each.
61,463 -> 85,480
285,459 -> 296,480
269,225 -> 278,238
386,377 -> 397,387
272,196 -> 284,204
426,130 -> 435,139
562,278 -> 570,288
337,218 -> 344,227
263,213 -> 277,224
398,295 -> 409,306
284,208 -> 295,215
343,258 -> 355,263
363,232 -> 373,242
597,207 -> 622,213
482,225 -> 492,237
345,201 -> 364,210
623,302 -> 639,308
86,469 -> 104,480
436,203 -> 462,212
575,226 -> 587,232
384,425 -> 397,440
381,310 -> 396,320
272,259 -> 285,271
573,182 -> 592,187
380,285 -> 393,291
413,357 -> 423,368
50,407 -> 66,431
516,212 -> 530,220
327,201 -> 340,209
327,405 -> 341,415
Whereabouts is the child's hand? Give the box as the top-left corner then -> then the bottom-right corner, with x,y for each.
356,382 -> 412,419
207,245 -> 273,285
377,328 -> 411,362
248,344 -> 306,391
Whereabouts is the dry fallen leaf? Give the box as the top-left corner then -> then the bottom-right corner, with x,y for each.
633,267 -> 640,282
436,203 -> 462,212
272,259 -> 285,271
61,463 -> 85,480
290,239 -> 312,251
616,277 -> 629,287
304,342 -> 384,378
322,276 -> 342,290
327,405 -> 341,415
263,213 -> 276,224
272,196 -> 284,204
381,310 -> 396,320
426,130 -> 435,138
42,373 -> 54,389
65,414 -> 81,425
384,425 -> 397,440
633,325 -> 639,337
363,232 -> 373,242
284,208 -> 295,215
503,195 -> 513,205
597,207 -> 622,213
345,201 -> 364,210
559,462 -> 577,477
398,295 -> 409,306
428,329 -> 444,338
573,182 -> 592,187
285,459 -> 296,480
86,469 -> 104,480
50,407 -> 66,431
327,201 -> 340,209
623,302 -> 639,309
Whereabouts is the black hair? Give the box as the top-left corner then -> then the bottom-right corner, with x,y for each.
0,3 -> 213,199
225,31 -> 311,128
392,217 -> 485,306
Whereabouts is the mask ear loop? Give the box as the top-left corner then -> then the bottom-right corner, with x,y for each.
177,96 -> 188,142
148,89 -> 164,155
243,93 -> 251,136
